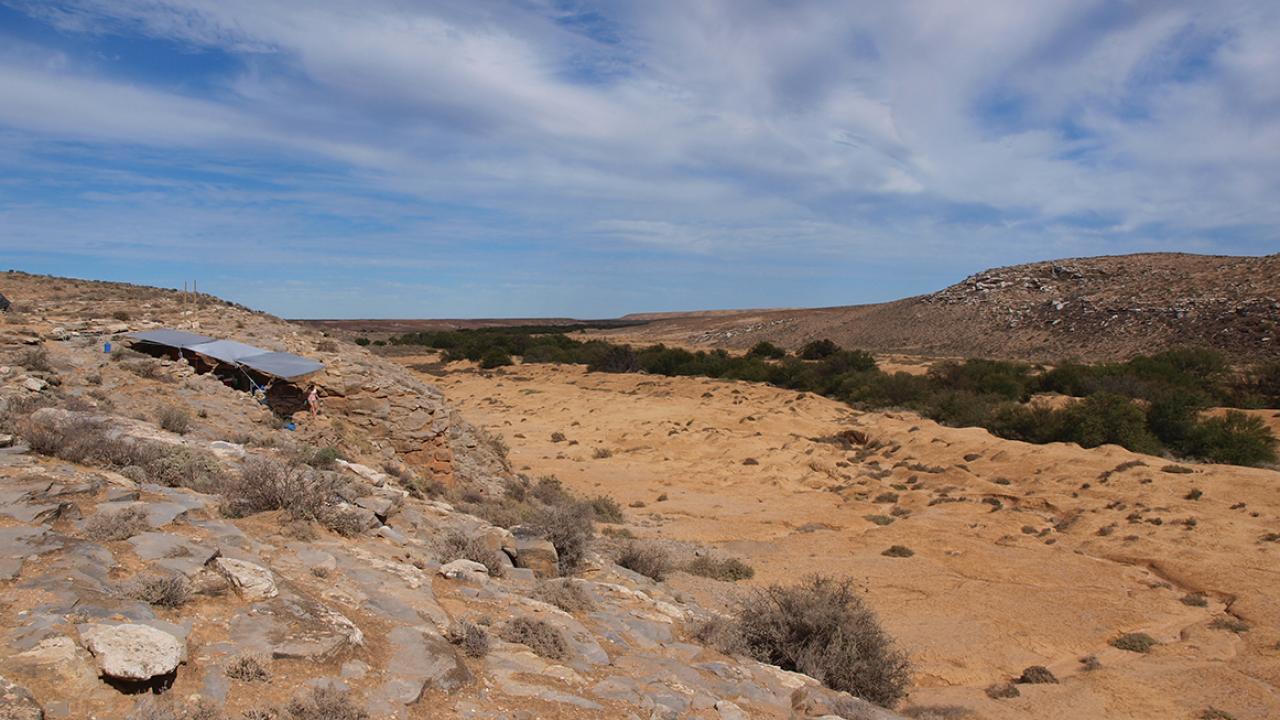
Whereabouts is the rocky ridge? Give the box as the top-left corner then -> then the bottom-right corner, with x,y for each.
0,272 -> 903,719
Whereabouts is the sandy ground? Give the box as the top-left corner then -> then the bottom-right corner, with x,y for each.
399,354 -> 1280,720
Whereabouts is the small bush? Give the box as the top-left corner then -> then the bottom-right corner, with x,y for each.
617,542 -> 672,581
223,457 -> 332,520
549,431 -> 566,443
1079,654 -> 1101,671
121,358 -> 168,381
1209,617 -> 1249,633
533,579 -> 595,613
733,575 -> 910,707
798,339 -> 840,360
591,446 -> 613,459
112,310 -> 131,321
1201,708 -> 1237,720
125,572 -> 191,608
157,405 -> 192,435
685,555 -> 754,581
127,697 -> 223,720
295,445 -> 341,469
436,530 -> 505,577
315,339 -> 337,352
902,706 -> 972,719
225,654 -> 271,682
588,495 -> 624,523
1017,665 -> 1057,684
479,347 -> 513,369
746,341 -> 787,359
1185,411 -> 1277,466
881,545 -> 914,558
499,617 -> 568,660
1181,592 -> 1208,607
285,686 -> 368,720
447,620 -> 491,658
1111,632 -> 1157,653
532,502 -> 595,575
17,347 -> 53,372
85,505 -> 150,541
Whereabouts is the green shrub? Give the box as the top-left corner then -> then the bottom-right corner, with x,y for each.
798,339 -> 840,360
588,495 -> 624,523
1185,411 -> 1276,466
746,341 -> 787,359
479,347 -> 513,369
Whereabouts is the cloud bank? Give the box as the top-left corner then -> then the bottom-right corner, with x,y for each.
0,0 -> 1276,316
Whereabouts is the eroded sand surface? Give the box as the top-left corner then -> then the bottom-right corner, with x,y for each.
402,355 -> 1280,720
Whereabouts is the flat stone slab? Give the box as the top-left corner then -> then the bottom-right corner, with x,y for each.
213,557 -> 277,600
79,623 -> 184,681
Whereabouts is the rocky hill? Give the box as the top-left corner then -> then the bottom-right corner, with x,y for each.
596,253 -> 1280,362
0,272 -> 903,719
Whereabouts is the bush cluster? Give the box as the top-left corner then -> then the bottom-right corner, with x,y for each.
391,328 -> 1277,466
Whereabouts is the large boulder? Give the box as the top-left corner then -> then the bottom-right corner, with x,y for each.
512,535 -> 558,579
79,624 -> 184,681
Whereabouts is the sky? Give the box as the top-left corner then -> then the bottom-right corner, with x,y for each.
0,1 -> 1277,318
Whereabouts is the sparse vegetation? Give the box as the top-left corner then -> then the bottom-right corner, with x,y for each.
881,545 -> 914,558
499,617 -> 568,660
17,346 -> 53,372
1017,665 -> 1057,684
1111,632 -> 1157,653
127,696 -> 222,720
587,494 -> 624,523
1181,592 -> 1208,607
985,682 -> 1020,699
125,572 -> 191,608
390,330 -> 1278,465
617,542 -> 672,581
1209,617 -> 1249,633
533,579 -> 595,613
684,555 -> 755,581
225,654 -> 271,682
157,404 -> 192,434
447,620 -> 491,657
284,686 -> 368,720
85,505 -> 150,541
436,530 -> 505,576
727,575 -> 910,707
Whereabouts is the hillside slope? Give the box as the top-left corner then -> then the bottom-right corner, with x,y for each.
597,253 -> 1280,362
0,272 -> 903,720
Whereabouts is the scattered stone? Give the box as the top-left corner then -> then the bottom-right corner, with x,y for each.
0,675 -> 43,720
439,559 -> 489,582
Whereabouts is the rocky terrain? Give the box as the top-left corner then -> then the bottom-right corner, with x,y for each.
589,253 -> 1280,362
418,356 -> 1280,720
0,272 -> 905,720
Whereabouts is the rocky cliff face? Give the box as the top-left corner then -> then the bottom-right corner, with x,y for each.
0,272 -> 902,720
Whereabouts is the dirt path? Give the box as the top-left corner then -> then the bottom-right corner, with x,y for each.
403,356 -> 1280,720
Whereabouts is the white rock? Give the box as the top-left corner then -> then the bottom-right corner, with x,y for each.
439,559 -> 489,582
213,557 -> 278,599
208,440 -> 246,458
21,377 -> 46,392
80,623 -> 184,680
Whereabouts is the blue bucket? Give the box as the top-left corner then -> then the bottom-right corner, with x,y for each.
104,341 -> 112,353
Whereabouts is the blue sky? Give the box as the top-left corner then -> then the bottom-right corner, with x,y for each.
0,1 -> 1276,318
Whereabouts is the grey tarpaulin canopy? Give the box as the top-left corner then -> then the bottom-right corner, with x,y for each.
127,328 -> 324,382
129,328 -> 215,347
238,351 -> 324,381
183,339 -> 269,364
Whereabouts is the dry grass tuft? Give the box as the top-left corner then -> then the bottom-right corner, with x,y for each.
125,572 -> 191,608
225,653 -> 272,682
447,620 -> 490,658
85,505 -> 150,541
499,617 -> 568,660
533,579 -> 595,613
